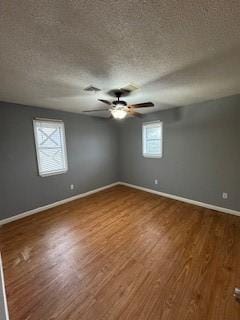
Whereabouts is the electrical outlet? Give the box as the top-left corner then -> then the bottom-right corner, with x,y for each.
222,192 -> 228,199
70,184 -> 74,190
154,179 -> 158,185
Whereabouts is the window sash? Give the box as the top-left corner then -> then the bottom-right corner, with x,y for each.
142,121 -> 162,158
33,119 -> 68,177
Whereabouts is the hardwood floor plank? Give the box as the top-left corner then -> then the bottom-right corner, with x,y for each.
1,186 -> 240,320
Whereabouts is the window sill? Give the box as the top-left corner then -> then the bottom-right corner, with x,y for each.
143,154 -> 162,159
39,169 -> 68,177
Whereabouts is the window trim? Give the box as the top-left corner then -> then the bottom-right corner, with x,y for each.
142,121 -> 163,158
33,118 -> 68,177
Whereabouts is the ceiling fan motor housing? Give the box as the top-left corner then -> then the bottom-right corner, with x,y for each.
112,100 -> 127,107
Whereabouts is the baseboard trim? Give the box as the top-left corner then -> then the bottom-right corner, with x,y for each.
0,182 -> 120,226
119,182 -> 240,217
1,181 -> 239,226
0,254 -> 9,320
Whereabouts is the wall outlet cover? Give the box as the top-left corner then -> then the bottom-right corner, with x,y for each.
222,192 -> 228,199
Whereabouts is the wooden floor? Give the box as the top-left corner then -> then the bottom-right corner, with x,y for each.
1,186 -> 240,320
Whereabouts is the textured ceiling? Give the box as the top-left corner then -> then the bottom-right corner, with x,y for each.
1,0 -> 240,117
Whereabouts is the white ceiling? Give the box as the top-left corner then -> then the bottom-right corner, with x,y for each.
1,0 -> 240,117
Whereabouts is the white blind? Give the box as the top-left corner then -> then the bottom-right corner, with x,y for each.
142,121 -> 162,158
33,119 -> 68,176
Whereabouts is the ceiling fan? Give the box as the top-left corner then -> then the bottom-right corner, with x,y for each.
83,90 -> 154,119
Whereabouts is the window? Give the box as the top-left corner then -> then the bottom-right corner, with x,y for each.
142,121 -> 162,158
33,119 -> 68,177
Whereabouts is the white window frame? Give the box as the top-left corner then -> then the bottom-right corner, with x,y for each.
33,118 -> 68,177
142,121 -> 163,158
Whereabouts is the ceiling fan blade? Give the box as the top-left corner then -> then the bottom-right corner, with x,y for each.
129,102 -> 154,108
83,108 -> 109,112
98,99 -> 112,105
128,110 -> 142,118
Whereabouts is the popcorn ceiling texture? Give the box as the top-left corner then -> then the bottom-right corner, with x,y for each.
1,0 -> 240,116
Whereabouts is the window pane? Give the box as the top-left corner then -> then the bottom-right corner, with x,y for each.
34,120 -> 68,176
146,140 -> 161,154
39,148 -> 65,174
142,122 -> 162,157
146,127 -> 161,139
37,127 -> 62,148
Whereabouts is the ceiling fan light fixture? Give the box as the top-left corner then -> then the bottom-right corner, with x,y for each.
84,89 -> 154,119
110,108 -> 127,119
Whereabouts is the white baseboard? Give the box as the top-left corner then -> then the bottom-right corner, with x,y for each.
119,182 -> 240,217
1,181 -> 239,226
0,182 -> 120,226
0,254 -> 9,320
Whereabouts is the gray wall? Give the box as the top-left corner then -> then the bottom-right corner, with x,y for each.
0,94 -> 239,221
0,102 -> 119,220
119,95 -> 240,211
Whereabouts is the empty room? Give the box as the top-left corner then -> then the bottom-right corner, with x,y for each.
0,1 -> 240,319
